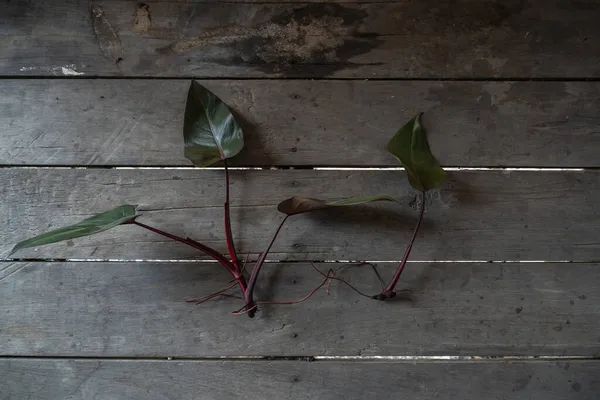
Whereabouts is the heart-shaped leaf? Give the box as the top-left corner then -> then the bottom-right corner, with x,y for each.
387,113 -> 446,191
183,81 -> 244,167
278,195 -> 396,216
9,205 -> 139,256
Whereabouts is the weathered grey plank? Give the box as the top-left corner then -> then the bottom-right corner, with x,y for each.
2,169 -> 598,261
1,261 -> 598,356
2,80 -> 599,167
1,359 -> 599,400
2,1 -> 599,78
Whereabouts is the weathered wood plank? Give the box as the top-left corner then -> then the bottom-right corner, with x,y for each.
2,169 -> 598,261
2,1 -> 599,78
2,80 -> 599,167
2,359 -> 599,400
1,261 -> 598,356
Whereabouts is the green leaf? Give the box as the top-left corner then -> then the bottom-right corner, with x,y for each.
9,205 -> 139,256
387,113 -> 446,191
277,195 -> 396,216
183,81 -> 244,167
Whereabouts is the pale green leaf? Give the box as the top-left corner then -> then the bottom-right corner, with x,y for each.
387,113 -> 446,191
278,195 -> 396,216
9,205 -> 139,256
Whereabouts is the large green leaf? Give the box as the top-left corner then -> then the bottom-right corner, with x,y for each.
9,205 -> 139,256
278,195 -> 396,216
183,81 -> 244,166
387,113 -> 446,191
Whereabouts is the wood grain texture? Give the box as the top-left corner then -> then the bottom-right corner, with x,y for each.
1,261 -> 598,356
2,169 -> 598,261
2,80 -> 599,167
2,1 -> 599,78
2,359 -> 599,400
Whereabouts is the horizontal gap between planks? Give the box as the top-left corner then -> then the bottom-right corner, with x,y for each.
0,165 -> 591,172
2,76 -> 600,82
1,355 -> 598,363
0,259 -> 594,264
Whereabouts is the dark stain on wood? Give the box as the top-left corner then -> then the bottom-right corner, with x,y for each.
500,81 -> 568,107
556,0 -> 600,11
132,3 -> 151,35
131,3 -> 180,40
428,0 -> 527,34
90,3 -> 124,65
159,4 -> 383,76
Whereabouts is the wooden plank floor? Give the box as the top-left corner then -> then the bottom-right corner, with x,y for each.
3,359 -> 599,400
2,80 -> 600,167
3,1 -> 600,78
2,262 -> 599,357
1,1 -> 600,399
2,169 -> 599,261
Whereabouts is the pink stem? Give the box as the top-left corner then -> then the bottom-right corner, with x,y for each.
243,215 -> 289,317
376,190 -> 425,300
131,220 -> 246,294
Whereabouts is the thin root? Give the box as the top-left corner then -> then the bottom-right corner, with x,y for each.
229,261 -> 382,317
334,262 -> 385,289
232,270 -> 333,316
240,253 -> 252,275
186,282 -> 241,305
364,262 -> 386,289
311,262 -> 374,299
232,303 -> 258,316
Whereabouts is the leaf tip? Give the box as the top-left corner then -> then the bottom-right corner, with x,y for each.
387,112 -> 446,191
276,197 -> 295,215
7,240 -> 26,257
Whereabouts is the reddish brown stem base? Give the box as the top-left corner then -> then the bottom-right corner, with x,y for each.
374,190 -> 426,301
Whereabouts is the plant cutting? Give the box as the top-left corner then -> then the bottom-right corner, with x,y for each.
277,113 -> 445,300
9,81 -> 446,317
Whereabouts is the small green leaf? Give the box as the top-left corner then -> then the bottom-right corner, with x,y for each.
387,113 -> 446,191
9,205 -> 139,256
183,81 -> 244,167
277,195 -> 396,216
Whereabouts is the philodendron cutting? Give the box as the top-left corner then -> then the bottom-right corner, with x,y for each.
9,81 -> 446,318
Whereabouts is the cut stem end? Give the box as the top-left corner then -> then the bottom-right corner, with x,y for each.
372,290 -> 397,301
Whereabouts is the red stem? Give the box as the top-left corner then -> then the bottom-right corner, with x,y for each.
223,160 -> 241,272
131,220 -> 247,294
243,215 -> 289,317
376,190 -> 425,300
